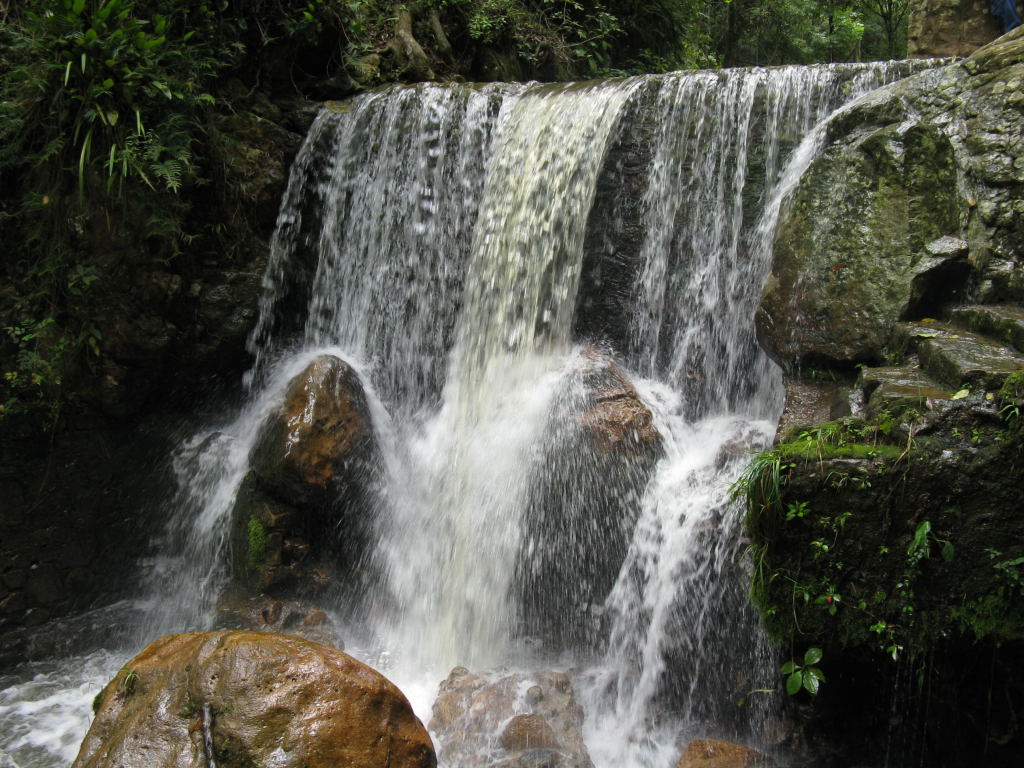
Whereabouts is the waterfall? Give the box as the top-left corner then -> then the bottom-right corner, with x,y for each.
0,59 -> 944,768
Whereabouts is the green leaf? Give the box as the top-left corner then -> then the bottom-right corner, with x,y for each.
941,542 -> 955,562
951,389 -> 970,400
802,672 -> 820,695
910,521 -> 932,555
807,667 -> 826,682
73,0 -> 86,14
803,647 -> 823,665
786,672 -> 802,696
780,661 -> 797,675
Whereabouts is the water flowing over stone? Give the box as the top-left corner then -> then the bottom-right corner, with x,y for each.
0,59 -> 949,768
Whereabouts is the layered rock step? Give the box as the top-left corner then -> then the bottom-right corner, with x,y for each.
855,304 -> 1024,414
949,304 -> 1024,353
893,318 -> 1024,389
860,365 -> 954,415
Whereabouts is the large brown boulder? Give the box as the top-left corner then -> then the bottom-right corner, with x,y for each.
74,631 -> 435,768
430,666 -> 592,768
676,739 -> 769,768
233,354 -> 381,593
517,349 -> 663,647
251,354 -> 378,505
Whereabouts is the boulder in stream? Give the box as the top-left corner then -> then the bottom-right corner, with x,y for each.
251,354 -> 379,505
517,349 -> 664,648
74,631 -> 434,768
231,354 -> 382,594
430,666 -> 593,768
675,738 -> 770,768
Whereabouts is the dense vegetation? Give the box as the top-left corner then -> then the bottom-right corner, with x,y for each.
0,0 -> 910,426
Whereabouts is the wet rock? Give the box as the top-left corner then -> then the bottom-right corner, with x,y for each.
860,365 -> 953,415
575,351 -> 662,460
499,714 -> 562,751
759,29 -> 1024,369
74,631 -> 434,768
950,304 -> 1024,352
230,355 -> 382,601
517,350 -> 663,647
430,667 -> 592,768
212,583 -> 343,649
675,738 -> 768,768
251,355 -> 378,506
893,321 -> 1024,388
775,382 -> 852,441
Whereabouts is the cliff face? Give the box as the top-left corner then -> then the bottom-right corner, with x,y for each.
746,29 -> 1024,766
760,26 -> 1024,372
0,87 -> 314,658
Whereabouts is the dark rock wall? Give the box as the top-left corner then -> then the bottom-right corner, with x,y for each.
0,92 -> 312,654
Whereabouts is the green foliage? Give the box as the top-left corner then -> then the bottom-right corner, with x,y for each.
247,516 -> 268,576
781,646 -> 826,695
118,667 -> 139,695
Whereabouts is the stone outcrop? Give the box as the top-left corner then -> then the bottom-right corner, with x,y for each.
430,666 -> 592,768
676,739 -> 769,768
759,28 -> 1024,370
574,350 -> 663,461
517,350 -> 663,647
907,0 -> 1004,58
251,355 -> 378,504
232,354 -> 381,594
744,291 -> 1024,764
74,631 -> 435,768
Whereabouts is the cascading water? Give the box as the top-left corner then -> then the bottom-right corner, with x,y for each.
0,59 -> 943,768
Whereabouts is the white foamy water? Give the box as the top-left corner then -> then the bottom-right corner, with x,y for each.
0,59 -> 945,768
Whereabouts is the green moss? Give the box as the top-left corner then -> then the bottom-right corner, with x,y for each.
998,370 -> 1024,403
246,516 -> 267,576
777,441 -> 905,461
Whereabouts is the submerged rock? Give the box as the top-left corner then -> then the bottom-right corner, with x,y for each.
430,666 -> 592,768
74,631 -> 434,768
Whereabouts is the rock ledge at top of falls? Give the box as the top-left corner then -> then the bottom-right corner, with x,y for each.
758,27 -> 1024,369
430,666 -> 593,768
73,631 -> 435,768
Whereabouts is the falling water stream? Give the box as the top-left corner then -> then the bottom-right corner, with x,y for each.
0,60 -> 941,768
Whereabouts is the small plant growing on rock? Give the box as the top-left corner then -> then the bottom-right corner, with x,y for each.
781,647 -> 825,695
119,668 -> 138,696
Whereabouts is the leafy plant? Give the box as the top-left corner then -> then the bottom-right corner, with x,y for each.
781,647 -> 825,695
119,667 -> 139,695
